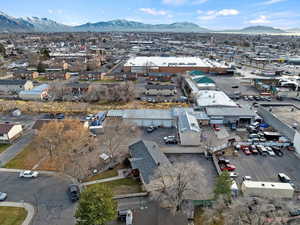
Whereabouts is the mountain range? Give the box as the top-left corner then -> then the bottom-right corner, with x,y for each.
0,11 -> 297,34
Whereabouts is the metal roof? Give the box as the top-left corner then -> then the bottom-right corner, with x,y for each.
178,112 -> 201,133
107,110 -> 124,117
123,109 -> 173,120
206,107 -> 256,117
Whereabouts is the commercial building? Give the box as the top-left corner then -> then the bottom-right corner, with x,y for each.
177,112 -> 201,146
241,181 -> 294,199
195,90 -> 237,108
205,107 -> 256,127
124,57 -> 230,74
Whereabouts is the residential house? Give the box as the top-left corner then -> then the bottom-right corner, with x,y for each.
129,140 -> 172,190
0,123 -> 23,143
0,80 -> 33,94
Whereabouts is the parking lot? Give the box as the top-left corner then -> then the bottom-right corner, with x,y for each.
224,150 -> 300,189
167,154 -> 217,200
0,171 -> 76,225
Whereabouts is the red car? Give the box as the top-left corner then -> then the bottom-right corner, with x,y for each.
221,164 -> 236,171
243,147 -> 251,155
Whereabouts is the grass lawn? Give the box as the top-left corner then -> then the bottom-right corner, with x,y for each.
89,178 -> 143,195
83,163 -> 128,182
0,206 -> 27,225
83,169 -> 118,182
0,144 -> 10,154
4,144 -> 33,169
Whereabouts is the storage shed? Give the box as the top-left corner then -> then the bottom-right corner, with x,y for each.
241,181 -> 294,199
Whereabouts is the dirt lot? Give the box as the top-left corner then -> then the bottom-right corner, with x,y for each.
224,150 -> 300,189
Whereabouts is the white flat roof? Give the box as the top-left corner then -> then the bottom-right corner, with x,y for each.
195,90 -> 237,107
124,56 -> 229,68
243,181 -> 294,190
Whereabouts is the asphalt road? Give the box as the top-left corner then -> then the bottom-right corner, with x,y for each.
0,171 -> 76,225
0,131 -> 34,167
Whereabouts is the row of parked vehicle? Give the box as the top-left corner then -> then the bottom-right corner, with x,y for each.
244,95 -> 272,101
235,144 -> 284,157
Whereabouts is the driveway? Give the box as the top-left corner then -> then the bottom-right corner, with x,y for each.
0,131 -> 34,167
0,171 -> 76,225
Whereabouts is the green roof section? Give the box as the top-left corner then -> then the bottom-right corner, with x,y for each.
192,76 -> 215,84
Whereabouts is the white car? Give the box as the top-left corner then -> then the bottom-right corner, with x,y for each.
229,172 -> 238,178
19,170 -> 39,178
0,192 -> 7,201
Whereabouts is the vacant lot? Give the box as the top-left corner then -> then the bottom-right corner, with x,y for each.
0,206 -> 27,225
227,150 -> 300,189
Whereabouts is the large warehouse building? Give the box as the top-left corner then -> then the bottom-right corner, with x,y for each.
123,57 -> 230,74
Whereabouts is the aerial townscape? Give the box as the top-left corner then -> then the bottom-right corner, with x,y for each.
0,1 -> 300,225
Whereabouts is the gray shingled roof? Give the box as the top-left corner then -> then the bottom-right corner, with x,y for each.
0,80 -> 27,85
129,140 -> 171,184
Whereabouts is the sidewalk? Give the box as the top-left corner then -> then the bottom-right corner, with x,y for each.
82,169 -> 129,186
0,201 -> 35,225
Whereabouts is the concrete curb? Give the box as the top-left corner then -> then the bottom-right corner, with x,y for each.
0,201 -> 35,225
113,192 -> 148,199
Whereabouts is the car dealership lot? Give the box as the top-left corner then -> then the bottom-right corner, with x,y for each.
226,150 -> 300,189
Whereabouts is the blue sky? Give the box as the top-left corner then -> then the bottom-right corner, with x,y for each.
1,0 -> 299,29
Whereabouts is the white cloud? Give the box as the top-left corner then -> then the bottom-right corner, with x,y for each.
162,0 -> 187,5
48,9 -> 63,15
217,9 -> 239,16
197,9 -> 240,20
260,0 -> 286,5
248,15 -> 271,24
191,0 -> 209,5
139,8 -> 168,16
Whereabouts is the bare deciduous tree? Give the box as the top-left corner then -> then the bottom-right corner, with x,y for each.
149,162 -> 199,215
97,118 -> 140,163
33,119 -> 95,180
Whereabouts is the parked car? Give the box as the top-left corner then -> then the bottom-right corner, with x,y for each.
0,192 -> 7,201
248,96 -> 254,101
118,209 -> 133,224
221,164 -> 236,171
229,172 -> 238,178
218,158 -> 230,165
278,173 -> 292,183
250,145 -> 259,154
68,184 -> 80,202
146,126 -> 157,133
271,146 -> 284,157
242,176 -> 252,181
243,147 -> 251,155
19,170 -> 39,178
164,136 -> 178,144
56,113 -> 65,120
265,147 -> 276,156
289,209 -> 300,217
85,114 -> 94,120
257,145 -> 268,156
